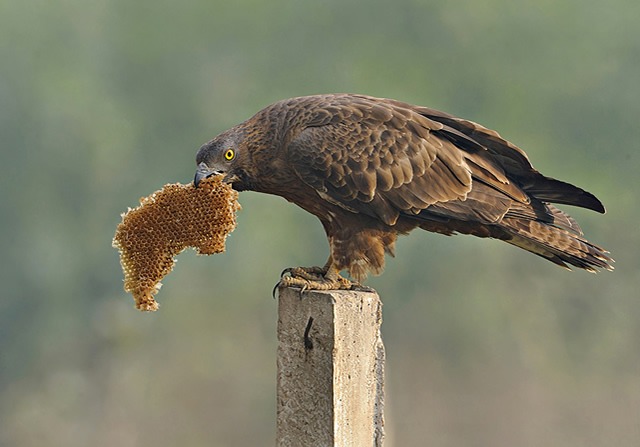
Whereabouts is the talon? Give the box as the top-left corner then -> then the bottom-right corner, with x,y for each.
275,258 -> 371,292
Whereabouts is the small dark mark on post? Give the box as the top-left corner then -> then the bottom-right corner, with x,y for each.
304,317 -> 314,350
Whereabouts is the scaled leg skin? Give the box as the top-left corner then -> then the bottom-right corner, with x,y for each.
276,256 -> 374,294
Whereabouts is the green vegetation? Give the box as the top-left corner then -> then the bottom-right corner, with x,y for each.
1,1 -> 638,445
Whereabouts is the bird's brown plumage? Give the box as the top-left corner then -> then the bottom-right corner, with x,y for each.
195,94 -> 612,284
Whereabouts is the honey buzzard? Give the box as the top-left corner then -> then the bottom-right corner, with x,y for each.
194,94 -> 612,290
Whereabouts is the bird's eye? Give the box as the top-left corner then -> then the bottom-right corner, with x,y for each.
224,149 -> 235,161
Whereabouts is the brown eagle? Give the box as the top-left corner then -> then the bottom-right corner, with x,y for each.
194,94 -> 612,290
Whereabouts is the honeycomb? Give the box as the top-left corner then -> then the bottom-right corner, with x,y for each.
112,176 -> 240,311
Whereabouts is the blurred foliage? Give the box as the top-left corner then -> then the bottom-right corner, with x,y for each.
1,0 -> 639,445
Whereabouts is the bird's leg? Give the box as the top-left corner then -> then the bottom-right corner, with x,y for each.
277,256 -> 374,293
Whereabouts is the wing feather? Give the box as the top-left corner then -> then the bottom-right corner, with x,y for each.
286,96 -> 500,226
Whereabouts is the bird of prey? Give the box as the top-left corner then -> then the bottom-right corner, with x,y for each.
194,94 -> 612,290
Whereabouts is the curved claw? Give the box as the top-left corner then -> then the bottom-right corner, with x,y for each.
280,267 -> 294,278
272,276 -> 311,300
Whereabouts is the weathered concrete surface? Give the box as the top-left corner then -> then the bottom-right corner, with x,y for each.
276,287 -> 385,447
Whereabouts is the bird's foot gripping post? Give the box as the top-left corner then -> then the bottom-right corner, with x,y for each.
276,286 -> 386,447
277,263 -> 374,294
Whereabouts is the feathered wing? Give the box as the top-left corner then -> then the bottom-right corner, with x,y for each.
285,94 -> 612,272
287,95 -> 474,225
407,102 -> 607,213
410,102 -> 613,270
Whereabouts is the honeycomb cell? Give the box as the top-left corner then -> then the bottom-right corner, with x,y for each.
112,176 -> 240,311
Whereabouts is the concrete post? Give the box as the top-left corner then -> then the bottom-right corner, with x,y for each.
276,287 -> 385,446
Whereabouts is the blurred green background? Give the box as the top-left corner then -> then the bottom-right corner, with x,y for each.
1,0 -> 638,445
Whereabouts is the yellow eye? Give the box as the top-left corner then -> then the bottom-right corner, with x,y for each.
224,149 -> 235,161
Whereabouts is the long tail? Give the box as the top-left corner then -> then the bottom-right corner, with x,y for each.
497,202 -> 613,272
415,188 -> 614,272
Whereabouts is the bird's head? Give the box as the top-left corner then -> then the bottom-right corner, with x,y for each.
194,132 -> 244,188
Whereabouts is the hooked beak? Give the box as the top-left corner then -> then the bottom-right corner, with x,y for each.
194,162 -> 221,188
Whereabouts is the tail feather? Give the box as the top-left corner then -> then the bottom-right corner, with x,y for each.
414,198 -> 613,272
504,202 -> 584,235
501,216 -> 613,272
